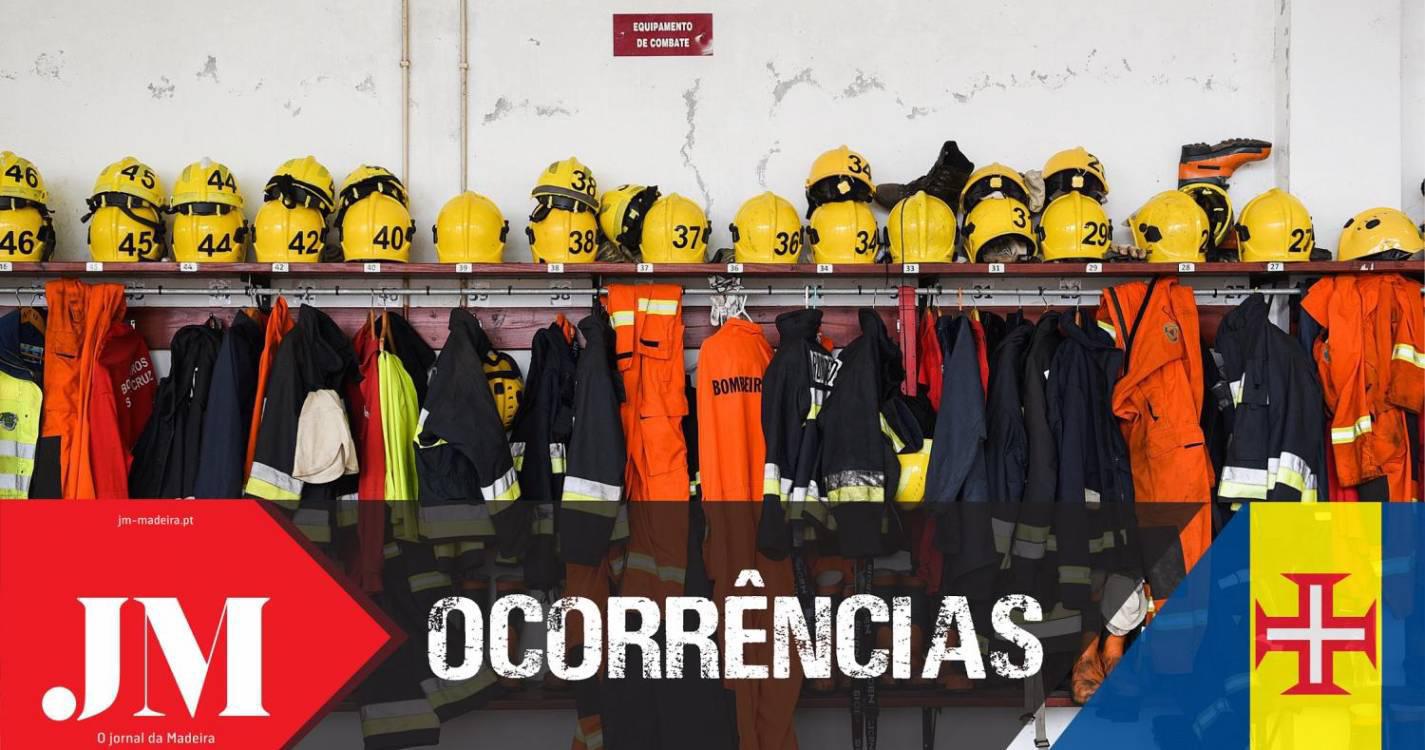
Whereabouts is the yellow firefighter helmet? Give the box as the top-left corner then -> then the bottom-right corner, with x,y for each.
1130,190 -> 1210,263
253,201 -> 327,263
808,200 -> 879,264
886,191 -> 955,263
730,191 -> 803,264
963,197 -> 1035,263
1337,207 -> 1425,261
1042,146 -> 1109,202
1235,188 -> 1315,263
641,193 -> 710,263
1038,192 -> 1112,262
434,192 -> 507,264
526,206 -> 599,264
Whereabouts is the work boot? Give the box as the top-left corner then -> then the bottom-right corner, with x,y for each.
1071,632 -> 1105,705
1177,138 -> 1271,186
874,141 -> 974,212
1101,633 -> 1127,675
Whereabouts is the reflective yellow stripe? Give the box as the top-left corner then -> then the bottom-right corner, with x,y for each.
244,476 -> 300,507
1097,320 -> 1117,341
611,310 -> 635,328
625,551 -> 685,583
1330,414 -> 1373,444
879,414 -> 905,452
1059,565 -> 1092,585
827,486 -> 883,502
1392,342 -> 1425,368
636,297 -> 679,316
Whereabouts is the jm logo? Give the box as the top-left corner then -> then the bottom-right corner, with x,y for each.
1254,573 -> 1377,695
43,597 -> 269,721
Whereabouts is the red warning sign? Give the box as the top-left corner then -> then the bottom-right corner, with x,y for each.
613,13 -> 713,57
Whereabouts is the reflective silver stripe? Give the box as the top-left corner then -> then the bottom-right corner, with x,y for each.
1330,414 -> 1373,444
1012,538 -> 1046,560
408,571 -> 452,592
481,466 -> 520,502
249,461 -> 303,497
416,408 -> 431,432
359,699 -> 440,723
991,518 -> 1014,554
549,442 -> 567,474
625,551 -> 685,583
293,508 -> 330,542
1229,376 -> 1245,406
1393,342 -> 1425,368
0,439 -> 37,459
564,475 -> 621,502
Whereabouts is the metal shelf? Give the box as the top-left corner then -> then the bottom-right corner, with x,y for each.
0,260 -> 1416,279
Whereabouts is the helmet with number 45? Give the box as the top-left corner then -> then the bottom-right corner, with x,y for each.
730,192 -> 802,264
85,156 -> 166,262
170,159 -> 248,263
808,200 -> 879,264
0,152 -> 56,262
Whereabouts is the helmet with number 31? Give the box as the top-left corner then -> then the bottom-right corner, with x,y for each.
84,156 -> 166,262
170,159 -> 248,263
0,152 -> 56,262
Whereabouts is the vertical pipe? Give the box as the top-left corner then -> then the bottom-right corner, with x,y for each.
459,0 -> 469,192
401,0 -> 412,186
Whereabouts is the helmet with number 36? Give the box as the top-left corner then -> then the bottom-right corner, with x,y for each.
730,191 -> 802,264
0,152 -> 56,262
84,156 -> 166,262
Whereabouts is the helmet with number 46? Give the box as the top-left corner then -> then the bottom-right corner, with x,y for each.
170,159 -> 248,263
84,156 -> 166,262
641,193 -> 710,263
808,200 -> 879,264
0,152 -> 56,262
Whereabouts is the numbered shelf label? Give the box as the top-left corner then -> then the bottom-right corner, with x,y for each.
547,263 -> 566,274
725,263 -> 744,274
637,263 -> 655,274
902,263 -> 920,275
988,263 -> 1006,274
1266,262 -> 1285,273
0,262 -> 13,273
363,262 -> 382,273
1085,263 -> 1103,274
1177,262 -> 1196,273
179,262 -> 199,273
816,263 -> 834,274
86,262 -> 104,272
270,262 -> 290,273
1357,262 -> 1375,271
455,263 -> 474,274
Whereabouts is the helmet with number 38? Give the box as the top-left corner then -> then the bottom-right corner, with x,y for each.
730,191 -> 802,264
170,159 -> 248,263
641,193 -> 710,263
808,199 -> 879,264
532,157 -> 598,213
0,152 -> 56,262
84,156 -> 166,262
526,205 -> 599,264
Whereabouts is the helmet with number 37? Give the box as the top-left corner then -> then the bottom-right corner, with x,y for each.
170,159 -> 248,263
641,193 -> 710,263
0,152 -> 56,262
84,156 -> 166,262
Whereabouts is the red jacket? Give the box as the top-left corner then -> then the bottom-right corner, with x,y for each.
89,322 -> 156,498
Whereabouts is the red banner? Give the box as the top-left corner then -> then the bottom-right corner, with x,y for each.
0,501 -> 397,749
612,13 -> 713,57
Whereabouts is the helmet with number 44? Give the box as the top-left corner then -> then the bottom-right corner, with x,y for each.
170,159 -> 248,263
0,152 -> 55,261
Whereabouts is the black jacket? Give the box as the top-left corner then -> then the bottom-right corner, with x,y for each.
986,321 -> 1033,504
758,309 -> 837,558
194,310 -> 265,499
131,321 -> 224,498
1213,294 -> 1326,502
560,309 -> 628,565
1006,312 -> 1064,598
510,321 -> 578,587
415,309 -> 522,550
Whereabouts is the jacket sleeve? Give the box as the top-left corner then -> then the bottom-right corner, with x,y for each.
819,338 -> 888,559
243,336 -> 304,510
1388,277 -> 1424,414
756,350 -> 798,557
560,313 -> 626,565
194,329 -> 245,498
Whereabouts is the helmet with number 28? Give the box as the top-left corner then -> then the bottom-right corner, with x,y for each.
169,159 -> 248,263
85,156 -> 167,262
0,152 -> 56,262
1130,190 -> 1209,263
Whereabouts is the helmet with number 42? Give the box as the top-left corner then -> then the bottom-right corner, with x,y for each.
0,152 -> 56,262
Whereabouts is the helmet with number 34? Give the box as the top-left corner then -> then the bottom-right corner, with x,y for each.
0,152 -> 56,262
84,156 -> 167,262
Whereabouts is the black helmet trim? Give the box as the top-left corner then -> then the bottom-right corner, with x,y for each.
533,193 -> 594,215
805,178 -> 874,217
264,174 -> 335,214
0,196 -> 48,213
531,185 -> 598,211
961,180 -> 1029,214
168,202 -> 241,217
333,177 -> 408,228
81,192 -> 162,223
1043,172 -> 1107,203
616,185 -> 661,248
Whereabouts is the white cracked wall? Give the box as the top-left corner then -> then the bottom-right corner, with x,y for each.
3,1 -> 1417,264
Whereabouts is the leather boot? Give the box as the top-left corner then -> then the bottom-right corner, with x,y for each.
874,141 -> 974,212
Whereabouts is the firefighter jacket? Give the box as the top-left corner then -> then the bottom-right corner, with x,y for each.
1302,273 -> 1423,500
820,309 -> 913,559
193,310 -> 265,499
1004,312 -> 1065,598
415,309 -> 521,547
758,309 -> 837,558
986,320 -> 1033,504
1097,277 -> 1213,598
510,319 -> 578,589
1046,311 -> 1136,609
560,309 -> 627,566
244,304 -> 359,548
0,310 -> 44,499
1213,293 -> 1327,502
130,321 -> 223,498
89,319 -> 156,499
244,297 -> 293,479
